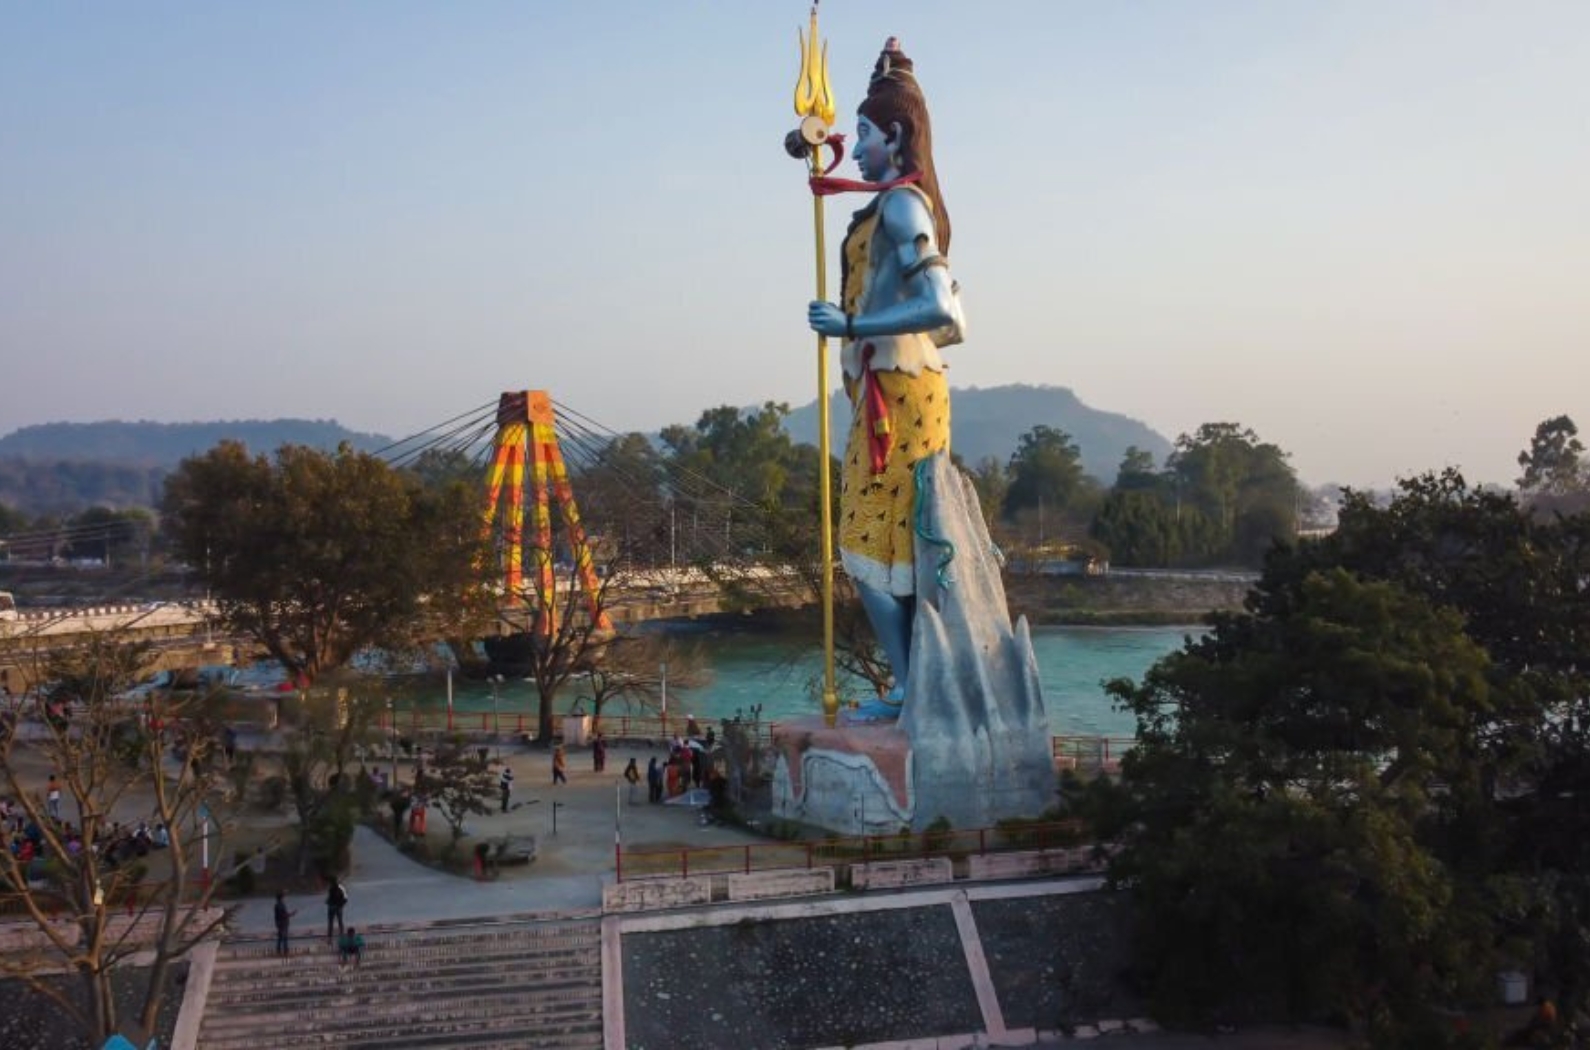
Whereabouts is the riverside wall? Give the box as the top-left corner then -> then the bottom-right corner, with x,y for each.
1005,572 -> 1254,626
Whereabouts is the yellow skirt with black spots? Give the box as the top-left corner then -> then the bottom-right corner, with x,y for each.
839,367 -> 951,597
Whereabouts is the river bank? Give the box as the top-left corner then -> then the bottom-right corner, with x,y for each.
1005,571 -> 1253,626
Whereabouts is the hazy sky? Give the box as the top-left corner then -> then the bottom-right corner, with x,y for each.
2,2 -> 1585,489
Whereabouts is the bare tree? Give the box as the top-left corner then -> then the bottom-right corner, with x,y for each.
504,569 -> 625,744
579,632 -> 710,732
0,633 -> 235,1046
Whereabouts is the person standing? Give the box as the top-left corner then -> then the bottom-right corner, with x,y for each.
273,891 -> 296,957
45,775 -> 61,821
646,756 -> 661,803
623,758 -> 641,803
499,766 -> 514,813
592,734 -> 607,773
325,876 -> 348,942
552,744 -> 568,786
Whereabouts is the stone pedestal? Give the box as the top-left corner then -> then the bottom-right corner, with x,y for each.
769,455 -> 1058,836
771,718 -> 915,836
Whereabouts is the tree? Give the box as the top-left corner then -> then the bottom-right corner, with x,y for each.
1113,445 -> 1160,492
390,468 -> 496,675
1516,414 -> 1585,497
578,632 -> 709,731
1103,469 -> 1590,1034
1002,425 -> 1091,523
0,501 -> 29,536
421,744 -> 496,857
1165,423 -> 1299,566
1089,490 -> 1181,567
279,683 -> 379,876
966,456 -> 1010,531
511,572 -> 623,745
570,433 -> 668,566
59,506 -> 154,567
0,634 -> 234,1045
656,402 -> 825,566
1107,570 -> 1497,1036
161,441 -> 482,684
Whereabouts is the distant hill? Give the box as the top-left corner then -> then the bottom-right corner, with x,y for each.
0,420 -> 394,514
0,419 -> 393,467
784,384 -> 1173,482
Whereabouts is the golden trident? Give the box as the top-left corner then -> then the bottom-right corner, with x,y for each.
789,2 -> 840,726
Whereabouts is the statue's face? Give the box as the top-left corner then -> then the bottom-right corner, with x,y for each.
854,114 -> 897,182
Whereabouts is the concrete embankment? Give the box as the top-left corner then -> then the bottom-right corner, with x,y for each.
1006,571 -> 1255,626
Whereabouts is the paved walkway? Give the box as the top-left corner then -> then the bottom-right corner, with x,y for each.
231,739 -> 757,936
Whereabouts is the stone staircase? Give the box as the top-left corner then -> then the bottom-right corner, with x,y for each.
196,916 -> 603,1050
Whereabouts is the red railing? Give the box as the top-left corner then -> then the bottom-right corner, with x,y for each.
615,819 -> 1088,882
1051,734 -> 1135,769
370,710 -> 1134,768
370,709 -> 776,746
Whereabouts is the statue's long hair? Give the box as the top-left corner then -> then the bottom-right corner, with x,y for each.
857,41 -> 951,255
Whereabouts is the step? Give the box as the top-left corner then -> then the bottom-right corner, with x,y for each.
202,974 -> 600,1019
198,973 -> 602,1020
224,918 -> 597,950
208,945 -> 599,992
198,919 -> 603,1050
219,928 -> 600,962
198,1005 -> 601,1050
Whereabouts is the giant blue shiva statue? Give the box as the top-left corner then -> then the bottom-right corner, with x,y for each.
783,35 -> 1053,833
807,38 -> 965,723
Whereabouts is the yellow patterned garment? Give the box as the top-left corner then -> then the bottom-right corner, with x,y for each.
837,189 -> 952,597
840,368 -> 950,596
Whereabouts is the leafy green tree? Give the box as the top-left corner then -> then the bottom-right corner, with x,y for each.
1002,425 -> 1091,522
279,684 -> 378,876
63,506 -> 153,566
404,448 -> 483,491
660,403 -> 796,507
1165,423 -> 1298,565
571,433 -> 669,566
1516,414 -> 1585,497
1105,469 -> 1590,1034
1089,490 -> 1180,567
161,441 -> 481,683
422,743 -> 496,858
1108,570 -> 1496,1035
0,501 -> 29,536
1113,445 -> 1160,492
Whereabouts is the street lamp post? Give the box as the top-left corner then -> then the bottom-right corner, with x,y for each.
386,698 -> 397,788
489,675 -> 503,761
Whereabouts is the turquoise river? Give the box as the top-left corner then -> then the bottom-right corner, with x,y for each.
392,624 -> 1200,741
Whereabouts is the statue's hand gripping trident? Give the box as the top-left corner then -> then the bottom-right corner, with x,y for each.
786,3 -> 844,727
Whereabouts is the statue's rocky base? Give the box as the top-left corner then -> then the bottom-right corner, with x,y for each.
771,454 -> 1057,836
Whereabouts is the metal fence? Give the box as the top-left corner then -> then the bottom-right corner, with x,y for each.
371,709 -> 1137,774
1052,734 -> 1134,770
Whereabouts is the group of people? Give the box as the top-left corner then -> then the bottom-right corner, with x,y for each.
3,793 -> 169,868
492,721 -> 729,813
642,721 -> 722,805
272,875 -> 362,967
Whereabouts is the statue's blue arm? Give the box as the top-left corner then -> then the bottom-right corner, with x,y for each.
807,190 -> 956,339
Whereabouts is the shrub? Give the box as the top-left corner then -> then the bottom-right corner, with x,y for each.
227,851 -> 256,895
255,776 -> 288,813
305,798 -> 356,877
